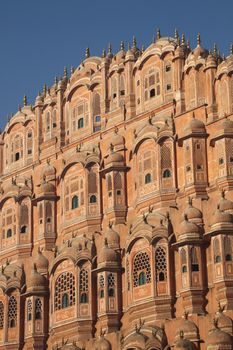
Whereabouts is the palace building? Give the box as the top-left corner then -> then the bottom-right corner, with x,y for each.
0,30 -> 233,350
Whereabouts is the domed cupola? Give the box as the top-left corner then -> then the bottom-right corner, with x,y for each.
184,197 -> 203,225
105,150 -> 124,167
183,114 -> 206,137
175,313 -> 199,342
125,44 -> 135,62
210,205 -> 233,230
206,50 -> 217,69
27,264 -> 48,294
218,190 -> 233,213
106,223 -> 120,250
116,41 -> 125,62
206,320 -> 232,350
34,249 -> 49,274
178,214 -> 201,242
94,334 -> 111,350
111,131 -> 125,151
174,331 -> 196,350
41,160 -> 56,182
186,33 -> 208,64
97,238 -> 118,267
215,303 -> 233,335
38,181 -> 56,196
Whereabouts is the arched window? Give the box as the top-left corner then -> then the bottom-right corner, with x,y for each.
7,229 -> 12,238
108,273 -> 115,296
52,110 -> 57,128
155,246 -> 167,282
79,268 -> 89,304
46,112 -> 51,131
107,174 -> 112,197
214,238 -> 221,263
62,293 -> 69,308
181,248 -> 187,273
150,88 -> 155,98
27,299 -> 32,321
145,173 -> 152,184
133,251 -> 151,287
8,296 -> 17,328
90,195 -> 97,203
99,275 -> 105,298
78,118 -> 84,129
144,69 -> 160,101
35,298 -> 42,320
20,225 -> 28,234
224,236 -> 232,262
54,272 -> 75,311
163,169 -> 172,178
0,301 -> 4,329
139,271 -> 146,286
72,195 -> 79,209
93,93 -> 101,132
191,247 -> 199,271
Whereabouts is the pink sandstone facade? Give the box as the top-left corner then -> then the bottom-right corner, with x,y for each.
0,31 -> 233,350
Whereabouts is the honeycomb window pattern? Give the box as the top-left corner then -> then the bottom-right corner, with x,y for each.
99,274 -> 105,288
155,246 -> 167,282
8,296 -> 17,327
80,268 -> 89,293
54,272 -> 76,311
108,273 -> 115,287
133,251 -> 151,287
35,298 -> 42,320
0,301 -> 4,329
27,299 -> 32,321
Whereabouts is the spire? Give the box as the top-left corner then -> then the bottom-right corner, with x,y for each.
63,66 -> 67,79
213,43 -> 217,56
108,43 -> 112,54
132,35 -> 137,48
43,84 -> 47,95
54,76 -> 58,85
70,66 -> 74,74
141,44 -> 145,54
186,39 -> 190,49
181,33 -> 185,46
174,28 -> 179,41
102,49 -> 106,58
85,47 -> 90,59
120,40 -> 125,51
156,28 -> 161,40
197,32 -> 201,46
152,35 -> 156,44
230,43 -> 233,55
23,95 -> 27,106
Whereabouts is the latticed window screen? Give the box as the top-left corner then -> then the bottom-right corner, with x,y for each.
35,298 -> 42,319
126,257 -> 130,291
224,236 -> 232,261
20,204 -> 29,226
79,269 -> 89,294
27,299 -> 32,321
0,301 -> 4,329
92,93 -> 101,116
99,275 -> 105,288
107,175 -> 112,191
133,251 -> 151,287
54,272 -> 75,310
181,248 -> 187,265
226,139 -> 233,163
155,246 -> 167,282
108,273 -> 115,297
88,171 -> 97,193
114,173 -> 122,190
8,296 -> 17,327
213,238 -> 221,263
161,142 -> 172,170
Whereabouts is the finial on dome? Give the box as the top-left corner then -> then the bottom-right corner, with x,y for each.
181,33 -> 185,46
54,76 -> 58,85
184,310 -> 189,319
85,47 -> 90,58
23,95 -> 27,106
108,43 -> 112,54
197,32 -> 201,46
186,39 -> 190,49
43,84 -> 47,95
128,43 -> 131,51
213,43 -> 217,56
152,35 -> 156,44
70,66 -> 74,74
141,44 -> 145,53
174,28 -> 179,41
63,66 -> 67,78
132,35 -> 137,48
18,104 -> 21,112
120,41 -> 125,51
230,43 -> 233,55
156,28 -> 161,40
102,49 -> 106,58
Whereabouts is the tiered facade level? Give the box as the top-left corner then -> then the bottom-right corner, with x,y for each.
0,31 -> 233,350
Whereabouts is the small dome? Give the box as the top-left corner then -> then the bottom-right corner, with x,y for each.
39,181 -> 56,195
184,117 -> 206,135
27,265 -> 47,292
105,152 -> 124,166
175,317 -> 199,341
42,162 -> 56,179
217,311 -> 233,334
221,117 -> 233,132
206,52 -> 217,68
192,45 -> 208,60
184,199 -> 202,221
211,207 -> 233,226
34,250 -> 49,271
111,133 -> 125,149
106,225 -> 120,249
175,337 -> 195,350
98,239 -> 117,265
95,337 -> 111,350
125,47 -> 135,61
207,328 -> 232,347
124,332 -> 146,349
218,192 -> 233,212
179,216 -> 200,236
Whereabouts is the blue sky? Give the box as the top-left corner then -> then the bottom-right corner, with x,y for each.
0,0 -> 232,128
